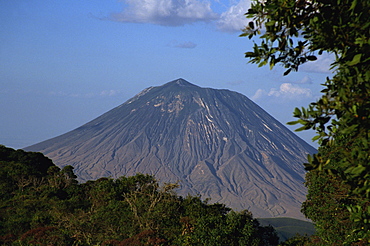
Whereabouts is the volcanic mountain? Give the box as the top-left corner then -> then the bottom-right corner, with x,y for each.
26,78 -> 316,219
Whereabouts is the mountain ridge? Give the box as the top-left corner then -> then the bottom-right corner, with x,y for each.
26,78 -> 316,219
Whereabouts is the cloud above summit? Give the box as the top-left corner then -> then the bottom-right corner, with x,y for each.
111,0 -> 219,26
110,0 -> 251,31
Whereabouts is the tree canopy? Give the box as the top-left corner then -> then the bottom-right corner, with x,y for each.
0,145 -> 279,245
241,0 -> 370,244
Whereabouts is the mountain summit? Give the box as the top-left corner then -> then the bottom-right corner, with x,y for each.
26,78 -> 316,219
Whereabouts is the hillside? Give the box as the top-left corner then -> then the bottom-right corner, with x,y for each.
26,78 -> 316,219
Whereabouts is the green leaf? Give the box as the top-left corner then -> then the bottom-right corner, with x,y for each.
293,107 -> 302,117
312,135 -> 321,141
287,120 -> 299,125
345,165 -> 366,177
269,63 -> 274,70
347,54 -> 362,66
258,60 -> 267,67
307,154 -> 313,163
265,21 -> 276,26
350,0 -> 358,11
295,125 -> 311,132
244,52 -> 255,57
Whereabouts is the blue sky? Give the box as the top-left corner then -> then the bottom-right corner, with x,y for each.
1,0 -> 333,149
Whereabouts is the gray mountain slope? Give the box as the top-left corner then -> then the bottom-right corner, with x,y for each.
26,78 -> 316,219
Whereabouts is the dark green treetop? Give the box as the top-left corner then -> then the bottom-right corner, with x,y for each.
0,146 -> 279,245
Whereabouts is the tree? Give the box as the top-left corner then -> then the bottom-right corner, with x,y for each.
175,199 -> 278,246
1,146 -> 280,245
241,0 -> 370,244
301,144 -> 358,244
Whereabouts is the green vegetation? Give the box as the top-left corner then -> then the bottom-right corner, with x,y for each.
0,145 -> 279,245
242,0 -> 370,244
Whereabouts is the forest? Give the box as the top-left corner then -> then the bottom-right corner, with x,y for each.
0,145 -> 283,246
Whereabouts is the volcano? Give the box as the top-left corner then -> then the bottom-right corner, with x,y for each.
26,78 -> 316,219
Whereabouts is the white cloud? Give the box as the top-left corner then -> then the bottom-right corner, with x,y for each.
252,83 -> 312,101
108,0 -> 253,32
251,88 -> 266,101
112,0 -> 219,26
301,53 -> 335,74
217,0 -> 251,32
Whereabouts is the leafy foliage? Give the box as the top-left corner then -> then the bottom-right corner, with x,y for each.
241,0 -> 370,244
0,146 -> 279,245
302,164 -> 356,243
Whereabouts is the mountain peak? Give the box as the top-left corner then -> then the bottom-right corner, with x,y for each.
25,79 -> 316,219
164,78 -> 199,88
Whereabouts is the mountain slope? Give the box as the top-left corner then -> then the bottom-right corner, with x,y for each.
26,78 -> 316,219
258,218 -> 316,242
